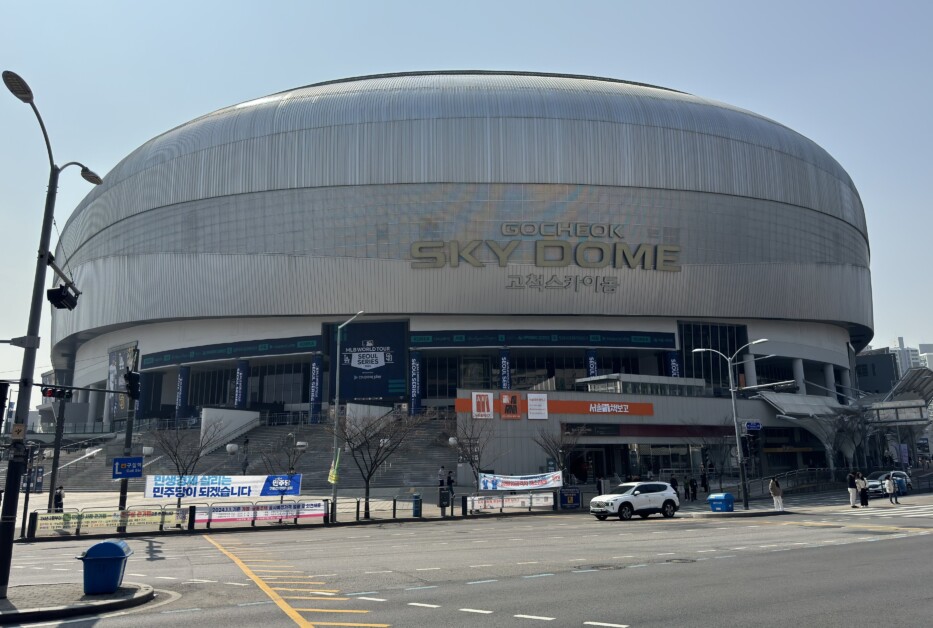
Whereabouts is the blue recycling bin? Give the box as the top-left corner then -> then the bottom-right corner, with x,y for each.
707,492 -> 735,512
77,540 -> 133,594
412,493 -> 422,517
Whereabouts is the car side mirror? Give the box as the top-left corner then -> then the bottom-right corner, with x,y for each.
633,491 -> 640,496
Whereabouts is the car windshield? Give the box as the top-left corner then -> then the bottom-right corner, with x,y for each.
609,484 -> 638,495
866,472 -> 887,480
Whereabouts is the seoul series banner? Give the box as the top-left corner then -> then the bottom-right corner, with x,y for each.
478,471 -> 563,491
331,320 -> 408,402
145,474 -> 302,499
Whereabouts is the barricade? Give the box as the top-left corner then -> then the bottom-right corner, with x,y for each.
467,491 -> 555,514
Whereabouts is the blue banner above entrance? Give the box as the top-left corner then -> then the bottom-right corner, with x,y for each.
331,321 -> 408,402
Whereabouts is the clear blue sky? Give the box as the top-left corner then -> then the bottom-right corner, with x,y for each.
1,1 -> 931,406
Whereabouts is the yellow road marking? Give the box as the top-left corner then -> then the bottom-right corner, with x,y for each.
204,535 -> 315,628
293,609 -> 369,614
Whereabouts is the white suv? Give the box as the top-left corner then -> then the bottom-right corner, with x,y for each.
589,482 -> 680,521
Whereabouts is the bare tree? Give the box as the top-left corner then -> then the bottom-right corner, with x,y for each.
681,416 -> 735,492
532,424 -> 585,483
258,431 -> 309,475
448,416 -> 507,487
149,421 -> 228,508
331,408 -> 430,518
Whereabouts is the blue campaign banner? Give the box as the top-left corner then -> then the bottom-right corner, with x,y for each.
586,349 -> 598,377
409,351 -> 422,415
234,360 -> 249,409
499,349 -> 511,390
332,321 -> 409,402
145,474 -> 302,499
260,474 -> 302,496
309,354 -> 323,423
113,456 -> 144,479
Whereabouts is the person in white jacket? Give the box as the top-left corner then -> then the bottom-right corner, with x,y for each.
769,477 -> 784,511
884,475 -> 900,504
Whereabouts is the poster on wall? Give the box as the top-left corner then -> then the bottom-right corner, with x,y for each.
527,393 -> 549,420
501,393 -> 520,419
478,471 -> 563,491
472,392 -> 494,419
331,321 -> 408,402
108,343 -> 137,421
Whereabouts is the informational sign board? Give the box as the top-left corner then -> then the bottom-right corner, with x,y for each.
559,486 -> 582,510
332,321 -> 408,402
112,456 -> 144,479
745,421 -> 762,431
527,393 -> 549,420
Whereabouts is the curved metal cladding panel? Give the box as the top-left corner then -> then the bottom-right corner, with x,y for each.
52,72 -> 871,346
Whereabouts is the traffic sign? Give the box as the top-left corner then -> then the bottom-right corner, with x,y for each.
112,456 -> 144,479
745,421 -> 762,431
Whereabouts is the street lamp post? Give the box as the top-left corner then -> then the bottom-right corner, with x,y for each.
329,310 -> 363,522
692,338 -> 768,511
0,71 -> 102,598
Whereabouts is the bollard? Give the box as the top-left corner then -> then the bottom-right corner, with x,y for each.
460,494 -> 468,517
356,499 -> 361,522
412,493 -> 422,518
323,500 -> 331,526
392,497 -> 397,519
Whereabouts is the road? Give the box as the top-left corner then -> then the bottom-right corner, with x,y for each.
8,495 -> 933,627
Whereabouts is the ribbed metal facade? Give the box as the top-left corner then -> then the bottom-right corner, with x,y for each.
52,71 -> 872,360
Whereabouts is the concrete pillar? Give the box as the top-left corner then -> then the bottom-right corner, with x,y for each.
823,363 -> 836,399
742,353 -> 758,388
102,390 -> 112,432
840,369 -> 852,404
792,359 -> 807,395
87,386 -> 100,431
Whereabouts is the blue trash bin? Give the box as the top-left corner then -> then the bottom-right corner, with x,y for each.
77,539 -> 133,595
412,493 -> 422,517
707,492 -> 735,512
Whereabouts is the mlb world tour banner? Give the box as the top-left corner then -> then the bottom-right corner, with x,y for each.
478,471 -> 563,491
145,474 -> 301,499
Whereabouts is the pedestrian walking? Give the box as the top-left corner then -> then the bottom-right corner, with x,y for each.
700,472 -> 708,493
846,471 -> 859,508
243,437 -> 250,455
689,477 -> 698,502
669,475 -> 679,499
855,472 -> 869,507
438,465 -> 446,487
884,475 -> 899,504
241,456 -> 249,475
768,477 -> 784,511
54,486 -> 65,512
446,470 -> 456,496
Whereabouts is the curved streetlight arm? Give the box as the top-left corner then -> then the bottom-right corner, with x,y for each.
730,338 -> 769,363
27,102 -> 55,170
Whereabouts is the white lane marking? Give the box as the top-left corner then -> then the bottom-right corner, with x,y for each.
730,547 -> 747,550
237,601 -> 273,607
225,582 -> 250,586
468,579 -> 498,585
584,622 -> 629,627
460,608 -> 493,614
612,555 -> 634,559
358,597 -> 386,602
697,549 -> 717,553
405,586 -> 438,591
628,564 -> 648,568
347,592 -> 379,596
523,573 -> 554,578
515,614 -> 555,621
365,570 -> 393,574
127,573 -> 148,577
185,579 -> 217,583
568,558 -> 587,562
657,553 -> 675,556
470,564 -> 494,568
510,538 -> 524,541
759,544 -> 778,548
415,567 -> 441,571
573,569 -> 599,573
161,608 -> 202,614
409,602 -> 441,608
472,540 -> 489,543
517,561 -> 539,565
52,568 -> 70,571
309,573 -> 337,577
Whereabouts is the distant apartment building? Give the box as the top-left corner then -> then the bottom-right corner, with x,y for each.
855,348 -> 901,395
892,337 -> 921,377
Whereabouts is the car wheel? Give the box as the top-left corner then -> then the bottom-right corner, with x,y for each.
661,501 -> 677,518
595,515 -> 608,521
619,503 -> 634,521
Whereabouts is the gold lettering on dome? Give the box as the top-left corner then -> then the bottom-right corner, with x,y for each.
486,240 -> 520,267
410,241 -> 445,268
614,243 -> 655,270
450,240 -> 483,268
657,245 -> 682,272
574,242 -> 611,268
535,241 -> 572,267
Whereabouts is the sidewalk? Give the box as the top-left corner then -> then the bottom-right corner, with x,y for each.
0,582 -> 153,625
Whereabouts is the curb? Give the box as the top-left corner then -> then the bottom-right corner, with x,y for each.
0,583 -> 154,625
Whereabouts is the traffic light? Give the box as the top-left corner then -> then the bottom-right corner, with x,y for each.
746,432 -> 759,457
40,387 -> 72,400
123,370 -> 141,400
46,285 -> 78,310
740,435 -> 750,458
